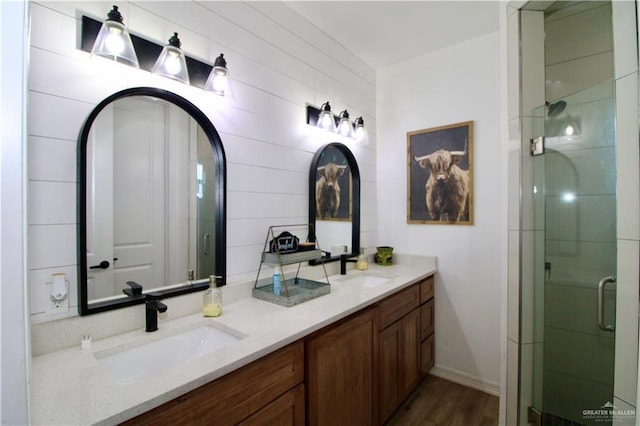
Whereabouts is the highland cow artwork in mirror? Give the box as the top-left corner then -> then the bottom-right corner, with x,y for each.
407,121 -> 473,225
315,145 -> 352,221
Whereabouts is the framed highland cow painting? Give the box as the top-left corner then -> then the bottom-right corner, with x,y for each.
407,121 -> 473,225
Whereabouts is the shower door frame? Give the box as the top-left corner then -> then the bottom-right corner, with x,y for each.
506,2 -> 640,425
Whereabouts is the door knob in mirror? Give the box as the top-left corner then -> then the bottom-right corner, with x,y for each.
89,260 -> 110,270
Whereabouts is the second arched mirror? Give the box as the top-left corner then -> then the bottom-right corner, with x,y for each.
308,142 -> 360,261
78,87 -> 226,315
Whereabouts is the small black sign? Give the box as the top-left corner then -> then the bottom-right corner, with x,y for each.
270,231 -> 299,254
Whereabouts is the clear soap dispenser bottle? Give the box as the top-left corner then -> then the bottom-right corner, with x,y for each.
356,248 -> 368,270
203,275 -> 222,317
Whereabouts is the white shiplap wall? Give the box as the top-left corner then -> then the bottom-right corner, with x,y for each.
28,1 -> 377,322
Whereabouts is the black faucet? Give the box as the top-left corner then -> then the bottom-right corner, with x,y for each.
340,253 -> 357,275
145,294 -> 167,332
123,281 -> 143,298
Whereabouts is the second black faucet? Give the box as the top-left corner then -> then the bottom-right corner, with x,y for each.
340,253 -> 357,275
145,295 -> 167,332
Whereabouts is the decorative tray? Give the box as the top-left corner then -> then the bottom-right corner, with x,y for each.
252,277 -> 330,307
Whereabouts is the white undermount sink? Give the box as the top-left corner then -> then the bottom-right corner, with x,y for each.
96,322 -> 245,385
338,272 -> 396,288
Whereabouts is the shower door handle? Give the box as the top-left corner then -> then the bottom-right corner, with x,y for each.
597,276 -> 616,332
203,233 -> 210,255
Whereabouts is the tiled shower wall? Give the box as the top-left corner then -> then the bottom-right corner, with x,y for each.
27,1 -> 378,323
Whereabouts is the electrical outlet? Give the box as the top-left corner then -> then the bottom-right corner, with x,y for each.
45,278 -> 70,315
46,296 -> 69,315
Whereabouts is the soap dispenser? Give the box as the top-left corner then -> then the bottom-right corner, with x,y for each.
356,248 -> 368,270
273,267 -> 282,296
203,275 -> 222,317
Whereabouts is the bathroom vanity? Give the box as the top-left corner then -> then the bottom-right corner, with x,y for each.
30,257 -> 436,425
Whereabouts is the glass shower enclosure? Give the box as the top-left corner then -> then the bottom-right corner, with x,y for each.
530,79 -> 617,425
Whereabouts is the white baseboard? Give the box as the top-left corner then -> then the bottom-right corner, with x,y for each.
429,364 -> 501,397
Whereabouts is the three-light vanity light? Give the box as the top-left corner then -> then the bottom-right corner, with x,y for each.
306,101 -> 368,144
85,5 -> 230,96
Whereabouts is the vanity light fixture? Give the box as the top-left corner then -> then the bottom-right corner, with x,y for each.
204,54 -> 231,96
151,32 -> 190,85
81,14 -> 232,92
90,5 -> 139,68
306,102 -> 367,143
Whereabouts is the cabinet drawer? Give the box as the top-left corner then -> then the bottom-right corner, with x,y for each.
420,275 -> 434,303
421,333 -> 435,374
239,383 -> 305,426
123,341 -> 304,426
378,285 -> 420,330
420,298 -> 434,340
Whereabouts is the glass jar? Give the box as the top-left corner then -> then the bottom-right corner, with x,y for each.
356,248 -> 368,270
203,275 -> 222,317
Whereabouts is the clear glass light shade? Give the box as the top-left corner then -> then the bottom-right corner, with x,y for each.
354,117 -> 368,144
316,102 -> 336,132
337,110 -> 353,137
204,66 -> 229,95
91,20 -> 139,68
151,36 -> 190,85
317,111 -> 336,132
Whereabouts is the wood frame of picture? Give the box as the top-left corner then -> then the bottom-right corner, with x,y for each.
407,121 -> 473,225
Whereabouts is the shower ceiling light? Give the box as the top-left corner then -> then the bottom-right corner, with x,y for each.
546,115 -> 580,138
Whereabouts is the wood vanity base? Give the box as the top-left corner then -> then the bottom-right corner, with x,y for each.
124,274 -> 435,426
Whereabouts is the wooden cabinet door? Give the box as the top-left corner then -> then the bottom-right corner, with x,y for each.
239,384 -> 305,426
378,320 -> 402,422
306,308 -> 377,426
401,308 -> 421,394
378,308 -> 422,424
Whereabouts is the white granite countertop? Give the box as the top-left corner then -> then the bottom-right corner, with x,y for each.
30,258 -> 436,425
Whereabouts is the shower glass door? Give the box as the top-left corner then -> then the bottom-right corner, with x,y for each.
532,79 -> 617,425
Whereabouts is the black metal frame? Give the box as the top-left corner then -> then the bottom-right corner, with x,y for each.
81,15 -> 215,89
77,87 -> 227,315
308,142 -> 360,264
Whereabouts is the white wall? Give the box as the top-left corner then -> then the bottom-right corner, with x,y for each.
377,32 -> 502,392
27,1 -> 377,322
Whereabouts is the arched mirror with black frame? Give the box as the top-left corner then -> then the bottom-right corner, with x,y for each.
308,142 -> 360,263
77,87 -> 226,315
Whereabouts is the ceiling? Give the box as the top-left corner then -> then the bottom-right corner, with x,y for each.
284,1 -> 501,70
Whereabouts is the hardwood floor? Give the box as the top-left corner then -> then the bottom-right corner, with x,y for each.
386,374 -> 499,426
